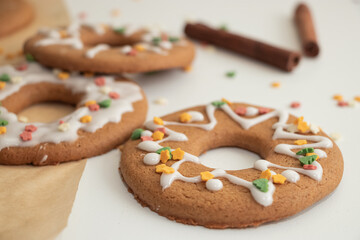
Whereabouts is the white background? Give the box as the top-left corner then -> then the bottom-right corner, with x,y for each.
56,0 -> 360,239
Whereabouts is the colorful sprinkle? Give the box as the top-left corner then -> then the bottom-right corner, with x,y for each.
303,164 -> 317,170
99,99 -> 112,108
252,178 -> 269,192
127,49 -> 137,56
333,94 -> 343,101
306,152 -> 319,160
294,139 -> 307,145
85,100 -> 97,107
354,96 -> 360,102
337,100 -> 348,107
271,82 -> 281,88
155,127 -> 166,134
57,72 -> 70,80
183,65 -> 192,72
296,116 -> 310,133
235,106 -> 246,116
226,71 -> 236,78
221,98 -> 232,106
80,115 -> 92,123
211,101 -> 226,108
113,27 -> 126,34
0,74 -> 10,82
201,171 -> 214,181
0,82 -> 6,90
141,136 -> 153,142
25,53 -> 35,62
299,155 -> 318,165
258,107 -> 271,115
171,148 -> 185,160
0,119 -> 8,126
169,37 -> 179,42
272,174 -> 286,184
290,102 -> 301,108
260,169 -> 272,180
20,131 -> 32,141
109,92 -> 120,99
95,77 -> 106,86
88,104 -> 100,111
134,44 -> 146,51
131,128 -> 144,140
155,164 -> 175,174
25,125 -> 37,132
152,130 -> 164,141
179,112 -> 192,123
16,64 -> 28,71
160,150 -> 171,163
0,126 -> 6,134
219,24 -> 228,31
153,117 -> 164,125
156,147 -> 172,156
296,147 -> 314,155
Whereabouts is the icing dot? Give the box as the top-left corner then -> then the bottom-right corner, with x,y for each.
187,111 -> 204,122
245,107 -> 259,116
141,130 -> 153,137
281,170 -> 300,183
206,179 -> 223,191
143,153 -> 160,165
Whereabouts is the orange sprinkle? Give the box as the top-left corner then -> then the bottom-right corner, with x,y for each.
221,98 -> 232,106
160,150 -> 171,163
260,169 -> 272,180
58,30 -> 68,38
134,44 -> 145,51
172,148 -> 185,160
155,164 -> 175,174
354,96 -> 360,102
271,82 -> 281,88
296,116 -> 310,133
152,131 -> 164,141
294,140 -> 307,145
333,94 -> 343,101
153,117 -> 164,125
306,152 -> 319,160
179,112 -> 192,123
80,115 -> 92,123
0,82 -> 6,90
0,126 -> 6,134
85,100 -> 97,107
273,174 -> 286,184
200,171 -> 214,181
183,65 -> 192,72
57,72 -> 70,80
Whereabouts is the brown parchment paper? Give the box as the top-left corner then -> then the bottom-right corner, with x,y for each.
0,0 -> 70,65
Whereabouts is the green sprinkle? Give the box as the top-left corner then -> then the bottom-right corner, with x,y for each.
113,27 -> 126,34
253,178 -> 269,192
0,74 -> 10,82
169,37 -> 179,42
152,37 -> 161,45
0,119 -> 8,126
226,71 -> 236,78
296,147 -> 314,155
25,53 -> 35,62
211,101 -> 226,108
299,155 -> 318,165
99,99 -> 111,108
219,24 -> 228,31
131,128 -> 144,140
156,147 -> 173,158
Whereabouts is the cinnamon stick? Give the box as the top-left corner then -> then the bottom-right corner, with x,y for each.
295,3 -> 319,57
184,23 -> 301,72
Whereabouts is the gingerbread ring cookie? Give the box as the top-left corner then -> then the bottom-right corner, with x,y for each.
0,62 -> 147,165
0,0 -> 34,37
23,22 -> 195,73
120,100 -> 343,228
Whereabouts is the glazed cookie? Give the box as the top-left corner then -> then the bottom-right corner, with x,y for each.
120,100 -> 343,228
0,0 -> 34,37
0,63 -> 147,165
23,22 -> 195,73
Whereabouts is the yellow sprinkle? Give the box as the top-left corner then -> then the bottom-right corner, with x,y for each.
271,82 -> 281,88
172,148 -> 185,160
0,82 -> 6,90
333,94 -> 343,101
58,30 -> 68,38
179,112 -> 192,123
296,116 -> 310,133
260,169 -> 272,180
155,164 -> 175,174
200,171 -> 214,181
80,115 -> 92,123
152,131 -> 164,141
272,174 -> 286,184
294,140 -> 307,145
221,98 -> 232,106
83,72 -> 94,77
85,100 -> 97,107
57,72 -> 70,80
306,152 -> 319,160
153,117 -> 164,125
183,65 -> 192,72
160,150 -> 171,163
0,126 -> 6,134
354,96 -> 360,102
134,44 -> 145,51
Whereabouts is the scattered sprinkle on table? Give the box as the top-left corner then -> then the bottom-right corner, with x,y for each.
271,82 -> 281,88
225,71 -> 236,78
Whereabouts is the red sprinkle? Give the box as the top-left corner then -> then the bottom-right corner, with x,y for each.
290,102 -> 301,108
20,131 -> 32,141
127,49 -> 137,56
25,125 -> 37,132
88,104 -> 100,111
258,107 -> 271,114
303,164 -> 317,170
16,64 -> 28,71
94,77 -> 106,86
338,101 -> 348,107
161,33 -> 168,41
59,120 -> 64,124
109,92 -> 120,99
235,106 -> 247,116
141,136 -> 153,142
155,127 -> 166,134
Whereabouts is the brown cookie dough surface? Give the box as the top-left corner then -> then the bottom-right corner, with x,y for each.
120,101 -> 343,228
0,0 -> 34,37
23,24 -> 196,73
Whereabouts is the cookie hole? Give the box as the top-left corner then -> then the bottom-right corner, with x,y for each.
17,102 -> 75,123
200,147 -> 261,171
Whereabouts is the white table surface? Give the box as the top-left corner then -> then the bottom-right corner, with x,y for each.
56,0 -> 360,239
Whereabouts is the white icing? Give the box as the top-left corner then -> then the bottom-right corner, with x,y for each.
206,178 -> 223,191
245,106 -> 259,116
141,130 -> 153,137
85,44 -> 110,58
0,63 -> 142,150
136,101 -> 333,207
187,111 -> 204,122
121,45 -> 132,54
143,153 -> 160,165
